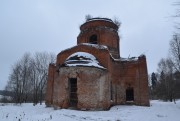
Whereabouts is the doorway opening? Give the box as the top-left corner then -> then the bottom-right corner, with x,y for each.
126,88 -> 134,101
69,78 -> 78,107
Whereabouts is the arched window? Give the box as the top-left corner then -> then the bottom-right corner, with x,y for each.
89,34 -> 97,44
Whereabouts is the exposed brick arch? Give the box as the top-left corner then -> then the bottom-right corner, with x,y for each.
56,44 -> 110,69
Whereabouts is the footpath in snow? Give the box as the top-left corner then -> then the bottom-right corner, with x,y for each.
0,100 -> 180,121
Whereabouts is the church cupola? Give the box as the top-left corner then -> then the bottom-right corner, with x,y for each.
77,18 -> 120,59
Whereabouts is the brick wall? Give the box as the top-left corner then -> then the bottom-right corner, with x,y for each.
45,18 -> 150,110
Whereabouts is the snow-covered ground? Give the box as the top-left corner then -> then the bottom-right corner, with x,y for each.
0,100 -> 180,121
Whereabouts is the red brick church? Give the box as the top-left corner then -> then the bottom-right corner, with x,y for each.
45,18 -> 149,110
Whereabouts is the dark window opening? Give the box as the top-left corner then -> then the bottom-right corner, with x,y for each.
89,34 -> 98,44
126,88 -> 134,101
69,78 -> 78,107
110,81 -> 113,100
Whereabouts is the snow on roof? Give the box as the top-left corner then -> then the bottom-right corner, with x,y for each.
60,43 -> 108,53
63,52 -> 106,69
120,57 -> 138,61
110,53 -> 138,62
81,43 -> 108,50
86,18 -> 113,23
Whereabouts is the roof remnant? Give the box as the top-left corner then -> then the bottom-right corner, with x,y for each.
63,52 -> 106,69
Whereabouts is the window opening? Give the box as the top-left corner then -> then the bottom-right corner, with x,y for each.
110,81 -> 113,100
89,34 -> 97,44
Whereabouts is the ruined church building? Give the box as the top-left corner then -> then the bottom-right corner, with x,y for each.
45,18 -> 150,110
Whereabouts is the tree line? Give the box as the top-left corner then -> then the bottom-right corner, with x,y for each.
2,52 -> 55,105
150,33 -> 180,102
149,2 -> 180,102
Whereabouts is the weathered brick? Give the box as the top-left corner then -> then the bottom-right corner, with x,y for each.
45,18 -> 149,110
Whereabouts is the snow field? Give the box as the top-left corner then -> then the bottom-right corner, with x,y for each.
0,100 -> 180,121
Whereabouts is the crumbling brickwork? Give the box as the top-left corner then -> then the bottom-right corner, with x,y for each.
45,18 -> 150,110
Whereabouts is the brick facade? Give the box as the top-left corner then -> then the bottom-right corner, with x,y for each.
45,18 -> 150,110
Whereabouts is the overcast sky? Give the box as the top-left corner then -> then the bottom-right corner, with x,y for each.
0,0 -> 176,90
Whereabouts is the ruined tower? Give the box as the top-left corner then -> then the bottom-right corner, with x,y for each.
77,18 -> 120,59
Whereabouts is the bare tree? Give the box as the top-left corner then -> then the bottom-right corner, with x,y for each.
31,52 -> 55,105
155,58 -> 178,102
85,14 -> 93,21
170,34 -> 180,72
5,52 -> 55,104
154,1 -> 180,102
6,53 -> 32,104
113,17 -> 121,29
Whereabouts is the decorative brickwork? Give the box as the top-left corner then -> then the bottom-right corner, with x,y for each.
45,18 -> 150,110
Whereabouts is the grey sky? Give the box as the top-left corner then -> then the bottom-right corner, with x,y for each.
0,0 -> 175,90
